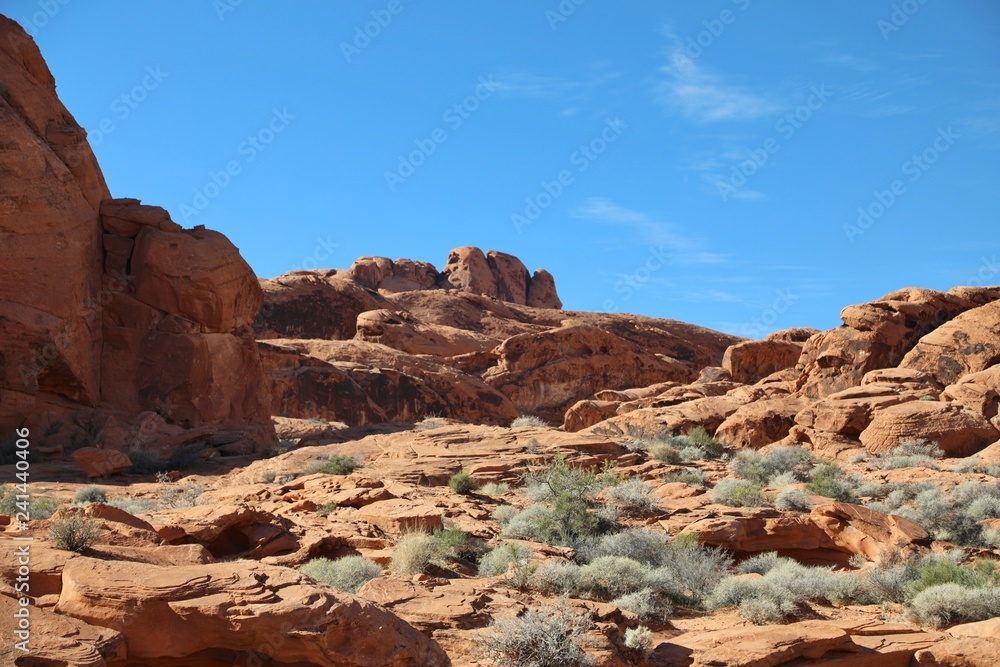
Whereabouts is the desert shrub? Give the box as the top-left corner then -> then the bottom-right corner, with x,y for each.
262,439 -> 296,458
106,496 -> 158,515
711,479 -> 766,508
479,605 -> 592,667
156,483 -> 206,509
774,489 -> 812,512
531,561 -> 582,595
126,446 -> 166,475
511,416 -> 547,428
300,556 -> 380,593
685,426 -> 725,459
604,479 -> 659,516
166,442 -> 205,470
389,532 -> 443,576
981,464 -> 1000,478
709,561 -> 843,623
984,528 -> 1000,548
737,552 -> 788,576
613,589 -> 668,619
73,485 -> 107,505
874,439 -> 943,470
0,486 -> 59,519
954,457 -> 980,474
662,469 -> 706,486
480,482 -> 511,496
415,416 -> 447,431
623,625 -> 653,655
434,526 -> 485,562
49,513 -> 100,552
578,556 -> 648,599
911,556 -> 990,595
578,528 -> 668,567
805,462 -> 856,502
449,470 -> 478,495
260,471 -> 277,484
305,453 -> 361,476
649,442 -> 682,464
492,505 -> 518,525
512,458 -> 616,546
907,584 -> 1000,627
730,446 -> 814,485
648,535 -> 733,606
316,502 -> 337,516
479,542 -> 534,578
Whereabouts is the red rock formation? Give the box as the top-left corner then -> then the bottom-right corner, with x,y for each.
0,18 -> 273,451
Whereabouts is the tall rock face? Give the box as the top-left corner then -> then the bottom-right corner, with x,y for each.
0,17 -> 273,449
0,15 -> 108,430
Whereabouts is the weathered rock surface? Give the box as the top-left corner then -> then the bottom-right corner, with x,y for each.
859,401 -> 999,456
900,299 -> 1000,385
715,396 -> 808,449
55,557 -> 449,665
722,339 -> 804,384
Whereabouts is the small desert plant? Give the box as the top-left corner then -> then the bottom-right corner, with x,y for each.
263,439 -> 296,458
662,469 -> 706,486
805,462 -> 856,502
479,542 -> 534,578
389,532 -> 444,576
492,504 -> 518,525
305,453 -> 361,476
0,486 -> 59,519
649,442 -> 682,464
531,561 -> 583,595
578,528 -> 668,567
954,457 -> 980,474
647,534 -> 733,607
578,556 -> 648,599
604,478 -> 659,516
479,605 -> 592,667
49,513 -> 101,553
259,471 -> 277,484
613,589 -> 666,619
729,446 -> 815,485
73,485 -> 107,505
874,439 -> 944,470
316,502 -> 338,516
774,489 -> 812,512
300,556 -> 381,593
479,482 -> 511,496
448,470 -> 478,495
623,625 -> 653,655
126,446 -> 166,475
737,552 -> 788,576
711,479 -> 767,508
686,426 -> 725,458
511,415 -> 547,428
907,584 -> 1000,627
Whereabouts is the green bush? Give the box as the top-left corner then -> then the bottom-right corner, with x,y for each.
623,625 -> 653,655
479,542 -> 534,578
649,442 -> 682,464
729,446 -> 815,486
305,454 -> 361,476
73,486 -> 107,505
0,486 -> 58,519
389,532 -> 443,576
126,446 -> 166,475
492,505 -> 518,525
686,426 -> 724,458
479,605 -> 592,667
49,513 -> 100,553
578,556 -> 648,599
737,552 -> 788,575
774,489 -> 812,512
911,557 -> 990,595
531,561 -> 582,595
578,528 -> 668,567
511,416 -> 547,428
613,589 -> 666,619
604,479 -> 659,516
448,470 -> 478,495
874,439 -> 943,470
708,560 -> 843,624
907,584 -> 1000,627
300,556 -> 381,593
648,535 -> 733,606
662,469 -> 705,486
805,462 -> 856,502
711,479 -> 767,508
480,482 -> 511,496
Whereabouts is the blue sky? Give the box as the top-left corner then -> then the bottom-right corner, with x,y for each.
9,1 -> 1000,337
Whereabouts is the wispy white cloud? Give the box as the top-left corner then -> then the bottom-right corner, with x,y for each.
656,50 -> 781,123
573,198 -> 729,266
819,54 -> 877,73
493,68 -> 622,113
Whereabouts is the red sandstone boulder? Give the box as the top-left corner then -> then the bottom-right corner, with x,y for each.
72,447 -> 131,478
722,339 -> 804,384
900,299 -> 1000,385
859,401 -> 999,456
715,396 -> 808,449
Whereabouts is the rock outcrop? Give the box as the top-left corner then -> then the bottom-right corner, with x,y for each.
0,17 -> 273,451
